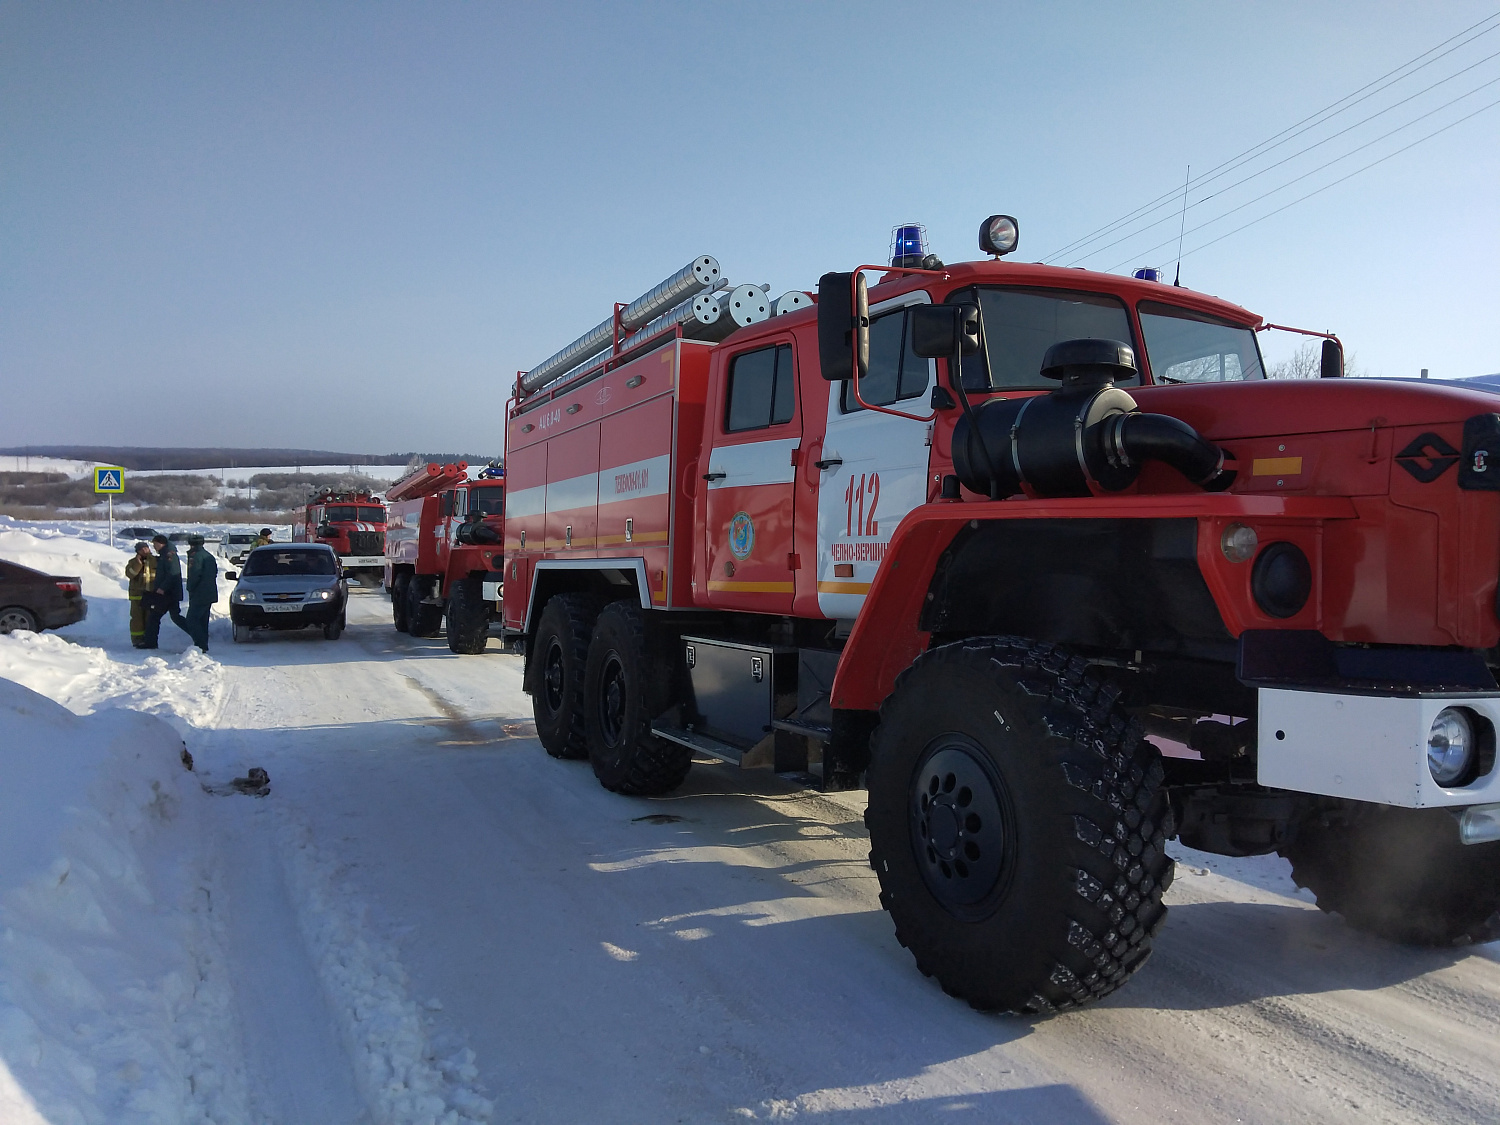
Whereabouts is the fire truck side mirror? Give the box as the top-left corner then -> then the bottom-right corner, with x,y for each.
909,304 -> 982,359
1320,337 -> 1344,379
817,271 -> 868,381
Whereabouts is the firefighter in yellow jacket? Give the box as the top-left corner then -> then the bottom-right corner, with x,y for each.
124,541 -> 156,648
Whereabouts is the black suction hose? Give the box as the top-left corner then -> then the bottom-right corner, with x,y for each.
1099,412 -> 1236,491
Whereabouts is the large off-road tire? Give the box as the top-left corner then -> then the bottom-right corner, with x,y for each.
405,575 -> 444,638
530,594 -> 601,760
584,601 -> 689,796
866,637 -> 1174,1013
1280,804 -> 1500,945
391,573 -> 411,633
445,577 -> 490,655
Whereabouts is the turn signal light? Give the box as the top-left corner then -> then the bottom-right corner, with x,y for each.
1220,524 -> 1258,563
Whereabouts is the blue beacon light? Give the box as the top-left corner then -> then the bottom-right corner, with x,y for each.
890,223 -> 928,267
1133,267 -> 1163,283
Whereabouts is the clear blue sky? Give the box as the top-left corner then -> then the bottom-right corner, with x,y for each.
3,2 -> 1497,451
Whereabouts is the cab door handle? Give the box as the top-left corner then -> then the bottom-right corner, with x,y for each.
703,470 -> 727,482
814,458 -> 843,471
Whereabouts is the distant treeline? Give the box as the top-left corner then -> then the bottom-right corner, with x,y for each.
0,446 -> 412,470
0,473 -> 218,509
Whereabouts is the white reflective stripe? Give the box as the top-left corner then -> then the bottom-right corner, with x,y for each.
706,436 -> 799,488
547,470 -> 598,514
506,483 -> 546,518
600,454 -> 671,502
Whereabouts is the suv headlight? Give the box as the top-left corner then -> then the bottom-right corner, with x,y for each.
306,588 -> 334,601
233,590 -> 258,604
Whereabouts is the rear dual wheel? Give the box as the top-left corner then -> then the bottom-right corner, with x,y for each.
391,573 -> 411,633
531,594 -> 600,759
583,602 -> 689,796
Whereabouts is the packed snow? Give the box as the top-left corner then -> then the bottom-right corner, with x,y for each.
2,522 -> 1498,1123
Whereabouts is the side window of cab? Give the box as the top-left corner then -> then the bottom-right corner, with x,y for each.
841,308 -> 930,412
725,344 -> 795,432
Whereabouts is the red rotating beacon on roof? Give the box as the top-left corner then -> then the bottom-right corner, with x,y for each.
500,219 -> 1500,1014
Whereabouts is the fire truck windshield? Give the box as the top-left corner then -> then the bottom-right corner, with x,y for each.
950,287 -> 1139,391
1138,301 -> 1265,383
323,505 -> 385,522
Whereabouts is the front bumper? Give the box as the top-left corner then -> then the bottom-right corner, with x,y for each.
1259,687 -> 1500,808
230,601 -> 343,627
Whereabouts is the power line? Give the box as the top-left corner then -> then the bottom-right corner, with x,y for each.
1041,10 -> 1500,263
1066,47 -> 1500,267
1106,92 -> 1500,274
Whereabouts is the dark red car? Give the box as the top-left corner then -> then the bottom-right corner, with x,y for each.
0,559 -> 88,633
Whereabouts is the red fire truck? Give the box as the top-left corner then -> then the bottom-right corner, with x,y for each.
384,461 -> 505,652
501,224 -> 1500,1013
293,489 -> 388,585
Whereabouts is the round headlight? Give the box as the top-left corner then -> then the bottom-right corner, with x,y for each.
1428,707 -> 1476,787
1251,542 -> 1311,618
1221,523 -> 1258,563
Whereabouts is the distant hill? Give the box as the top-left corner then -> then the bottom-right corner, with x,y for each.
0,446 -> 413,471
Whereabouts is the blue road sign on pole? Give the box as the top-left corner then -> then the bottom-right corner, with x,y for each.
94,467 -> 125,494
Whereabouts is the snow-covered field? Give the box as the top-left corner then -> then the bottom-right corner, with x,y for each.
2,523 -> 1499,1123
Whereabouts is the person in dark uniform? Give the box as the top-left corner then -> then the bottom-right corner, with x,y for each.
144,535 -> 183,649
182,534 -> 218,652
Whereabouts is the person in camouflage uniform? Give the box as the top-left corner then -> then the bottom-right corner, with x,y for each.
125,541 -> 155,648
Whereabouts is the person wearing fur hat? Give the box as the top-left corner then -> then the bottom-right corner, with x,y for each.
182,533 -> 217,652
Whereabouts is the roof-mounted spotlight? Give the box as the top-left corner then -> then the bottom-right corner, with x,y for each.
979,214 -> 1019,257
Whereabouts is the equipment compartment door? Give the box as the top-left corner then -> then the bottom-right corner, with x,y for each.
705,340 -> 801,612
815,299 -> 935,621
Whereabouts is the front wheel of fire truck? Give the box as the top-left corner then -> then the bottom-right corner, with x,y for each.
1280,804 -> 1500,946
866,638 -> 1174,1013
445,578 -> 490,654
583,601 -> 689,796
530,594 -> 601,760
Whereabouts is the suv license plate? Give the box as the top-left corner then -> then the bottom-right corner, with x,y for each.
263,603 -> 303,613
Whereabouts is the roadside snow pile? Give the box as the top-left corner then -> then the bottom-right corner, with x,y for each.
0,677 -> 251,1123
0,631 -> 224,730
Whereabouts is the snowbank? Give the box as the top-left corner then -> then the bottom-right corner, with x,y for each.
0,677 -> 251,1123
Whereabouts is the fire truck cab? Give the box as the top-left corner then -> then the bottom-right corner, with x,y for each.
501,224 -> 1500,1014
293,489 -> 387,585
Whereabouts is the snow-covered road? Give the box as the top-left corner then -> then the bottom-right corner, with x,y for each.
2,522 -> 1498,1122
195,596 -> 1500,1124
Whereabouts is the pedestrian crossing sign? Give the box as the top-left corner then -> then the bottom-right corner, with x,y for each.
94,467 -> 125,494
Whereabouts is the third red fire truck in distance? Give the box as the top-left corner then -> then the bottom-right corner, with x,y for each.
384,461 -> 505,653
293,488 -> 388,586
500,219 -> 1500,1015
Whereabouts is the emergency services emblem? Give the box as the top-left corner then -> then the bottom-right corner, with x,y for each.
729,511 -> 755,560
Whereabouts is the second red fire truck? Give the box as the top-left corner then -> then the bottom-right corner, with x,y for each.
499,222 -> 1500,1014
384,461 -> 506,652
292,488 -> 387,586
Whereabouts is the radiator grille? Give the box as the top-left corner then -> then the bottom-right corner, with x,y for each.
347,530 -> 384,556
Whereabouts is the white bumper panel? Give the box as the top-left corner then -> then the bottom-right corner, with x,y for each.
341,555 -> 386,568
481,580 -> 503,603
1258,687 -> 1500,808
